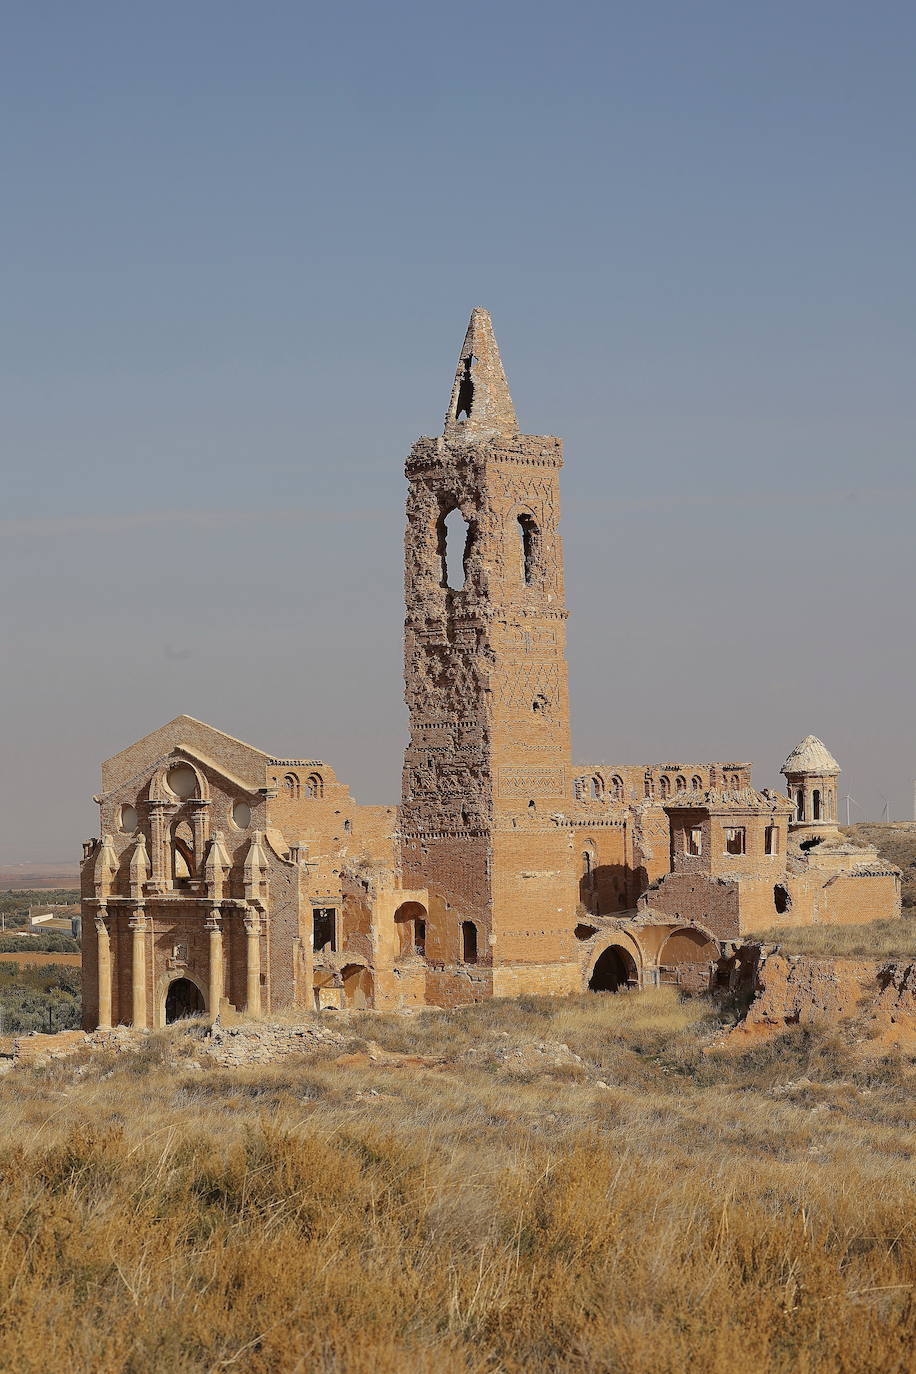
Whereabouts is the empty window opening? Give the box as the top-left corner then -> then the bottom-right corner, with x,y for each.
644,776 -> 653,798
517,514 -> 540,585
172,820 -> 195,887
676,775 -> 687,792
461,920 -> 478,964
812,789 -> 821,820
724,827 -> 746,856
440,507 -> 471,590
312,908 -> 337,953
796,788 -> 805,821
306,773 -> 323,799
284,772 -> 300,799
660,776 -> 671,798
687,827 -> 702,856
582,849 -> 594,882
611,776 -> 624,801
774,884 -> 792,916
765,825 -> 778,856
691,775 -> 702,791
455,355 -> 475,420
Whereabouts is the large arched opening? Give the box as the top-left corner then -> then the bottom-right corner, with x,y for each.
657,927 -> 719,992
165,977 -> 206,1023
394,901 -> 427,959
588,944 -> 638,993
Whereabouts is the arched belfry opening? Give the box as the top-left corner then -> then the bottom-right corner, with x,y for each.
517,513 -> 540,585
439,507 -> 473,591
455,355 -> 476,420
165,978 -> 205,1023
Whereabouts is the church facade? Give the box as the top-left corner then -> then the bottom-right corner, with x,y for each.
80,311 -> 900,1027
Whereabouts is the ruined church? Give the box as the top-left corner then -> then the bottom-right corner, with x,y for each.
80,311 -> 901,1027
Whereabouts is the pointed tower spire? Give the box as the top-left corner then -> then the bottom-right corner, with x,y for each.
444,308 -> 518,443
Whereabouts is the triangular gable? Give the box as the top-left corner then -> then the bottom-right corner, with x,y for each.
101,715 -> 271,794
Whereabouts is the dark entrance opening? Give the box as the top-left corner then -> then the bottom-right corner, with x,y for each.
589,944 -> 637,993
165,977 -> 205,1023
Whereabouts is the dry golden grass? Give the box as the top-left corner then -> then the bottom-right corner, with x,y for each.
1,990 -> 915,1373
754,918 -> 916,959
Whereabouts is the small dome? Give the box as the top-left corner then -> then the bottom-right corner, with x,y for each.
781,735 -> 840,777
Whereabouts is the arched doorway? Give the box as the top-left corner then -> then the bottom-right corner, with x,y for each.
165,977 -> 206,1023
589,944 -> 638,992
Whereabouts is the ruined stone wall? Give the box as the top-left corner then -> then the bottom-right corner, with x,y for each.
813,870 -> 901,925
641,872 -> 742,941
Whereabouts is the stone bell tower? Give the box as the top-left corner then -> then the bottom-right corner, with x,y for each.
399,309 -> 580,1003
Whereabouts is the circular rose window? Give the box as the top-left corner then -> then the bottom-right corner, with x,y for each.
166,764 -> 198,799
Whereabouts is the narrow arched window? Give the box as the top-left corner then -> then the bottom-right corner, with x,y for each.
812,789 -> 821,820
611,776 -> 623,801
172,820 -> 196,887
306,773 -> 323,799
517,514 -> 539,585
691,775 -> 702,791
461,920 -> 478,965
796,788 -> 805,821
660,776 -> 671,798
284,773 -> 300,799
676,775 -> 687,792
439,506 -> 472,590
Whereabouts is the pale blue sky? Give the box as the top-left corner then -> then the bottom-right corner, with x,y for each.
2,1 -> 915,861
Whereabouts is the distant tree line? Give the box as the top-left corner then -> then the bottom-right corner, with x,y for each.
0,963 -> 81,1035
0,932 -> 80,954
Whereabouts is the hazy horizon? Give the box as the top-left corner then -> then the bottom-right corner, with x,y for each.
2,1 -> 915,863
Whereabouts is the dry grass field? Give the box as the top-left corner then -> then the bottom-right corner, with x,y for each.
753,917 -> 916,959
0,990 -> 914,1373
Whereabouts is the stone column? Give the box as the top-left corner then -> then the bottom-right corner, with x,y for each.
207,909 -> 224,1019
148,801 -> 167,888
95,909 -> 112,1031
191,801 -> 211,869
129,908 -> 148,1028
244,908 -> 261,1017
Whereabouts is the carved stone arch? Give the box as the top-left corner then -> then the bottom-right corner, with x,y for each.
149,753 -> 210,803
587,930 -> 644,984
610,774 -> 625,802
587,931 -> 644,992
657,924 -> 719,967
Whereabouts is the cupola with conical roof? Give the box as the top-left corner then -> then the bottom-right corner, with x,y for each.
781,735 -> 841,835
443,307 -> 518,443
